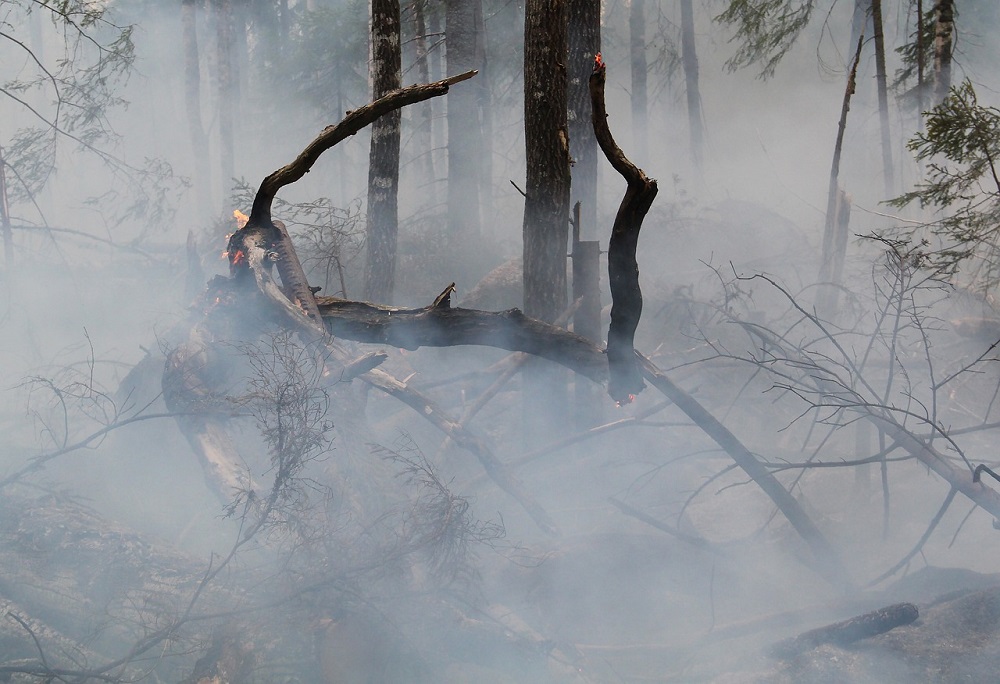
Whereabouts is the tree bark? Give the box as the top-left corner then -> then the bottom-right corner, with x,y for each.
933,0 -> 954,103
590,55 -> 657,403
871,0 -> 895,196
522,0 -> 571,323
680,0 -> 703,170
364,0 -> 403,304
412,0 -> 435,200
567,0 -> 601,238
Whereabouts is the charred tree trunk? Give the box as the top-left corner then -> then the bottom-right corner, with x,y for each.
568,0 -> 601,238
629,0 -> 647,154
445,0 -> 482,275
680,0 -> 703,170
523,0 -> 571,323
364,0 -> 403,304
590,55 -> 656,403
473,0 -> 494,231
523,0 -> 571,440
871,0 -> 895,197
916,0 -> 926,113
933,0 -> 954,103
817,34 -> 864,320
182,0 -> 213,218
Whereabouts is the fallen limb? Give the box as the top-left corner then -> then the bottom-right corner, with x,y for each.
768,602 -> 918,659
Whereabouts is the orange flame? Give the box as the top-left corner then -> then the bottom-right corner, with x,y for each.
229,249 -> 246,266
594,52 -> 605,71
233,209 -> 249,229
615,393 -> 636,408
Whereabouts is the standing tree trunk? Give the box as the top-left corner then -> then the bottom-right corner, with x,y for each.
567,0 -> 601,239
916,0 -> 926,113
445,0 -> 482,279
629,0 -> 647,154
182,0 -> 213,218
933,0 -> 954,103
413,0 -> 436,201
214,0 -> 236,213
816,34 -> 864,320
523,0 -> 571,441
473,0 -> 494,232
364,0 -> 403,303
679,0 -> 703,171
523,0 -> 570,323
871,0 -> 895,197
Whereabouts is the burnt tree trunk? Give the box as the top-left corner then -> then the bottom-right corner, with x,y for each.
364,0 -> 403,303
590,55 -> 656,403
817,34 -> 864,320
413,0 -> 436,200
568,0 -> 601,238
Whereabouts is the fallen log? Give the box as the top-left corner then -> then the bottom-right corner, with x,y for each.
768,602 -> 919,659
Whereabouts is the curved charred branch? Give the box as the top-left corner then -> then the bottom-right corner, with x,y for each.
247,70 -> 476,228
589,55 -> 658,403
769,602 -> 919,659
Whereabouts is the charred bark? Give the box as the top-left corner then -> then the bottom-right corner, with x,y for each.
364,0 -> 403,303
871,0 -> 895,196
589,55 -> 657,403
769,603 -> 919,658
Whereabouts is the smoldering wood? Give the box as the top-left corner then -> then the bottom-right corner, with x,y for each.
768,602 -> 919,659
589,54 -> 658,403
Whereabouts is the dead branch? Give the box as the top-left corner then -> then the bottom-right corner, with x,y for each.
589,53 -> 658,403
247,70 -> 476,228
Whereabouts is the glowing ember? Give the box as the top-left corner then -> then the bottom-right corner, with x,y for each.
594,52 -> 605,71
229,249 -> 246,266
233,209 -> 249,229
615,393 -> 636,408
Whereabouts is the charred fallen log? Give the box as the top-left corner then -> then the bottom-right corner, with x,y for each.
768,602 -> 919,659
589,53 -> 658,404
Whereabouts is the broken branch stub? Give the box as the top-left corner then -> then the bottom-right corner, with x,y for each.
589,54 -> 658,403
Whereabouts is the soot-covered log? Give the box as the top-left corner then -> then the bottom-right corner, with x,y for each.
589,53 -> 658,404
768,602 -> 919,659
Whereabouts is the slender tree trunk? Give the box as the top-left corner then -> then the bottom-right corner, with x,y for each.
817,34 -> 864,320
445,0 -> 482,273
629,0 -> 647,153
933,0 -> 954,103
413,0 -> 435,200
473,0 -> 494,233
567,0 -> 601,239
679,0 -> 703,170
182,0 -> 213,218
0,144 -> 11,269
916,0 -> 926,112
365,0 -> 403,303
871,0 -> 895,197
214,0 -> 236,212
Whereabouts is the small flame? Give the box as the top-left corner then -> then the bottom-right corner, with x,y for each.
229,249 -> 246,266
615,393 -> 636,408
594,52 -> 605,71
233,209 -> 249,229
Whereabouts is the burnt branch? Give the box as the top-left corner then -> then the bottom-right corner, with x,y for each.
247,70 -> 477,228
589,54 -> 658,403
